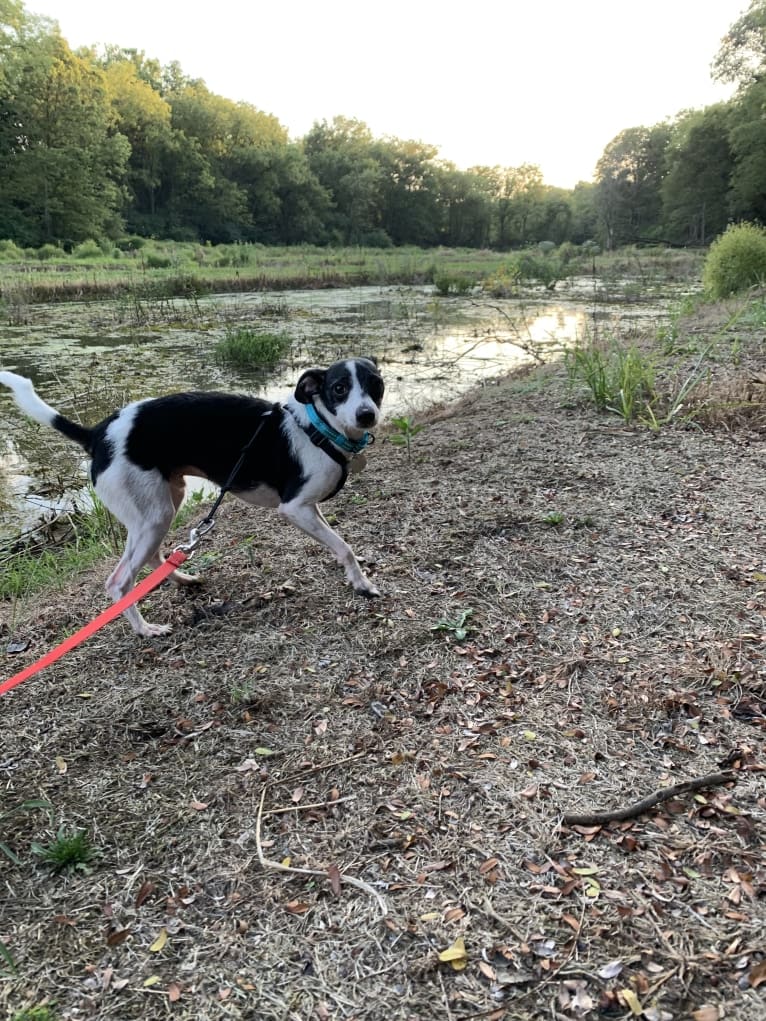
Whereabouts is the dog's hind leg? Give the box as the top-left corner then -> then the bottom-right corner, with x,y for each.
278,499 -> 379,598
146,474 -> 202,587
98,467 -> 179,636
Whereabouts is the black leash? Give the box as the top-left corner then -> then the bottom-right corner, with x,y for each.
184,413 -> 270,549
204,413 -> 270,524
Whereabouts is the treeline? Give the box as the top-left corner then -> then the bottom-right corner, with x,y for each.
1,0 -> 765,251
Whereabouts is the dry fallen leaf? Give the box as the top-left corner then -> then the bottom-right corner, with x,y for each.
149,928 -> 168,953
619,987 -> 642,1015
105,928 -> 131,947
438,936 -> 468,971
327,863 -> 342,897
598,959 -> 624,980
135,880 -> 156,909
749,959 -> 766,988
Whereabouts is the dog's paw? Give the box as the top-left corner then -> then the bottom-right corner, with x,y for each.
138,621 -> 173,638
355,583 -> 380,599
172,570 -> 203,587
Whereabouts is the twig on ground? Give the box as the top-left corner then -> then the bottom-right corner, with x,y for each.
255,787 -> 388,917
264,794 -> 356,815
562,771 -> 737,827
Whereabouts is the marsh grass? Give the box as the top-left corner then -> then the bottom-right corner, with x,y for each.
215,326 -> 292,368
0,243 -> 512,304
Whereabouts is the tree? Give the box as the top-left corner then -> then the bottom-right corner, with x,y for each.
0,22 -> 129,244
374,137 -> 441,246
304,118 -> 386,244
712,0 -> 766,89
569,181 -> 598,243
99,51 -> 174,229
595,124 -> 670,248
662,106 -> 733,245
727,80 -> 766,222
432,164 -> 491,248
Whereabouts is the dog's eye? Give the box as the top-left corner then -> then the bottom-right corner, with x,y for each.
332,382 -> 349,397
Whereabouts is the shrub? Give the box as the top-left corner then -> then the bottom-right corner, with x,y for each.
72,239 -> 103,259
433,272 -> 477,295
215,328 -> 291,369
0,239 -> 24,261
144,251 -> 172,269
518,252 -> 569,290
115,235 -> 146,252
483,261 -> 522,297
35,244 -> 61,261
703,222 -> 766,299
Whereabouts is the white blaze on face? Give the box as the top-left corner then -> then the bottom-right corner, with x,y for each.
330,360 -> 380,435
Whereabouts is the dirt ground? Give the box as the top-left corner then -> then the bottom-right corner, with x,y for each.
1,300 -> 765,1021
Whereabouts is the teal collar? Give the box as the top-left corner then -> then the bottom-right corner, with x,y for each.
305,402 -> 371,455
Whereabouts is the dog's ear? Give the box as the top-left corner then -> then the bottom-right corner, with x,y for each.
360,355 -> 378,367
294,368 -> 325,404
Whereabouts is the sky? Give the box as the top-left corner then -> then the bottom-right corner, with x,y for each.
26,0 -> 748,189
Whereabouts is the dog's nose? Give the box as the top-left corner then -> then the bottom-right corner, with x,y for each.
356,408 -> 376,428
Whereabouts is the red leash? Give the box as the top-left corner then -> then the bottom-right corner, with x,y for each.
1,411 -> 267,700
0,550 -> 189,699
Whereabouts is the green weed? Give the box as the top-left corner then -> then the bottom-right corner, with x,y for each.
0,938 -> 15,974
433,272 -> 477,295
432,608 -> 474,642
389,415 -> 424,461
11,1006 -> 58,1021
32,828 -> 98,873
542,511 -> 564,526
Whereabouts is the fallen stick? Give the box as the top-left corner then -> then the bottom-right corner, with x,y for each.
255,787 -> 388,917
562,770 -> 738,827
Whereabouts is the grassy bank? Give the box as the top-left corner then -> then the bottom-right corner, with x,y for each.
0,240 -> 705,308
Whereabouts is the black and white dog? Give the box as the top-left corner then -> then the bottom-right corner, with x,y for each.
0,359 -> 384,637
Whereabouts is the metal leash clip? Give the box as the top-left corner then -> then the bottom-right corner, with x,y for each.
174,516 -> 216,555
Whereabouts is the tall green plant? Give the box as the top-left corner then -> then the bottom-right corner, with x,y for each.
566,340 -> 656,422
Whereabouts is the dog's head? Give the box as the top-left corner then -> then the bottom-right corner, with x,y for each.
295,357 -> 384,437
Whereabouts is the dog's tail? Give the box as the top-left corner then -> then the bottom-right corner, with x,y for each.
0,371 -> 93,450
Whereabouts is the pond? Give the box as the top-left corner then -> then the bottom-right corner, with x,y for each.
0,278 -> 685,541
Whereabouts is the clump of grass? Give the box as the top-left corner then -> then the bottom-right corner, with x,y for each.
0,495 -> 122,600
565,339 -> 656,422
542,511 -> 564,526
433,272 -> 477,296
32,828 -> 98,873
215,327 -> 291,369
11,1007 -> 58,1021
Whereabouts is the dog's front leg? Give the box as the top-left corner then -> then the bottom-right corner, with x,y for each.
278,500 -> 379,597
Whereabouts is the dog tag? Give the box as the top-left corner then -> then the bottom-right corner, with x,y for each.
349,452 -> 367,474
